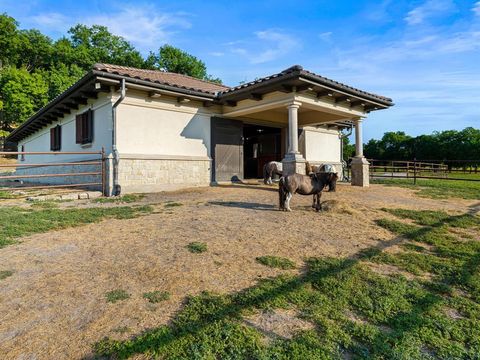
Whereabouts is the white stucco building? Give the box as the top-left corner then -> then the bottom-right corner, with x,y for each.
6,64 -> 393,195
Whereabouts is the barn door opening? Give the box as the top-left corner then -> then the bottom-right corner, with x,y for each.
211,117 -> 244,182
243,124 -> 282,179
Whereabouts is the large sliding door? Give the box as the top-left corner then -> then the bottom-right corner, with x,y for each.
211,117 -> 243,182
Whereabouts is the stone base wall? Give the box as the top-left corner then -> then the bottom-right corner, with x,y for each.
117,156 -> 211,193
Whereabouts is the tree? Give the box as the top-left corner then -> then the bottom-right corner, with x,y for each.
155,45 -> 222,83
342,136 -> 355,159
0,67 -> 49,133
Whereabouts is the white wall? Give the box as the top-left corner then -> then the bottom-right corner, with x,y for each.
116,90 -> 215,159
303,126 -> 341,163
18,93 -> 113,164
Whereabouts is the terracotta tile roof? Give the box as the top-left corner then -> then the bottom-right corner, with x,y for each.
219,65 -> 393,105
93,63 -> 230,95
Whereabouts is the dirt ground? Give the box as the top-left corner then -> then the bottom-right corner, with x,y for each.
0,183 -> 478,359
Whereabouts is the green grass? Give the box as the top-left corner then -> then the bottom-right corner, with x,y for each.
94,208 -> 480,359
0,205 -> 153,248
143,291 -> 171,303
0,270 -> 13,280
256,255 -> 296,270
94,194 -> 144,203
0,190 -> 17,199
165,201 -> 183,208
372,177 -> 480,199
186,242 -> 207,253
106,289 -> 130,303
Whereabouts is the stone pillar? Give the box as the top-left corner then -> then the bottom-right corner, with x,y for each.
351,118 -> 369,187
282,101 -> 305,175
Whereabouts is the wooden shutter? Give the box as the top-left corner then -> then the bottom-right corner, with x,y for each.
56,125 -> 61,151
86,109 -> 94,143
50,127 -> 56,151
76,114 -> 82,144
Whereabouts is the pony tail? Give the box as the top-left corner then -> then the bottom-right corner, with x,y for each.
279,177 -> 285,209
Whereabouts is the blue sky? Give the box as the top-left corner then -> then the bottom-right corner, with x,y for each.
1,0 -> 479,140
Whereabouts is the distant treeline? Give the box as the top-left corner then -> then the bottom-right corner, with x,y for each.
363,128 -> 480,165
0,13 -> 220,140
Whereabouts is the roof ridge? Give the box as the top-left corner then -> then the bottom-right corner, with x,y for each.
93,63 -> 229,89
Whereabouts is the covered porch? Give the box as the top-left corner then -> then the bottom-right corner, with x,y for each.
216,65 -> 392,186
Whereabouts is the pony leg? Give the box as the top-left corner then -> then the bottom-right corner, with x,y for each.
311,195 -> 316,208
286,192 -> 293,211
316,192 -> 322,212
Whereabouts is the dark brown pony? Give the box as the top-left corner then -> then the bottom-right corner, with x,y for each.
263,161 -> 283,184
279,172 -> 338,211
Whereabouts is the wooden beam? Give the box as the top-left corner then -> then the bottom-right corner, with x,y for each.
94,83 -> 110,92
64,102 -> 79,110
295,84 -> 311,92
148,91 -> 161,98
177,97 -> 191,103
81,91 -> 98,99
250,93 -> 263,101
334,95 -> 350,104
316,90 -> 334,98
225,100 -> 237,107
350,100 -> 365,107
280,84 -> 293,93
73,97 -> 88,105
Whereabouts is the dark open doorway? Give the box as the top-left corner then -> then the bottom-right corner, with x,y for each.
243,124 -> 282,179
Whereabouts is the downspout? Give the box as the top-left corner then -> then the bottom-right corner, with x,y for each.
339,124 -> 353,181
111,78 -> 126,196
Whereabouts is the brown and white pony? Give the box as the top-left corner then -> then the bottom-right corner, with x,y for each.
306,161 -> 337,175
263,161 -> 283,184
279,172 -> 338,212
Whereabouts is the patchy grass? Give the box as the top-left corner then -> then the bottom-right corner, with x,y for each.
30,201 -> 60,209
0,190 -> 18,199
94,208 -> 480,359
94,194 -> 144,203
105,289 -> 130,303
372,177 -> 480,199
256,256 -> 296,270
165,201 -> 183,208
0,205 -> 153,248
0,270 -> 14,280
186,242 -> 207,253
143,291 -> 171,303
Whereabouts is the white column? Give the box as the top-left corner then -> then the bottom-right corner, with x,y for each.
355,118 -> 364,157
287,102 -> 301,154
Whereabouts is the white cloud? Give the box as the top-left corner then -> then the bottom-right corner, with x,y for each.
473,2 -> 480,16
225,30 -> 298,64
85,5 -> 191,51
30,12 -> 69,32
404,0 -> 455,25
318,31 -> 333,42
28,4 -> 191,52
209,52 -> 225,57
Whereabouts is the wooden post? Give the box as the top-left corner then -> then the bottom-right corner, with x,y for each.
413,158 -> 417,185
101,147 -> 106,196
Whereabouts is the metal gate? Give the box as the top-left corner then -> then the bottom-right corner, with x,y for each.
0,149 -> 106,194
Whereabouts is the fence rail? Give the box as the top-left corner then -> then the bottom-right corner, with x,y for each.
368,159 -> 480,184
0,149 -> 106,195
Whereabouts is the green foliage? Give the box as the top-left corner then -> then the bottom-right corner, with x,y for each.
0,13 -> 222,136
153,45 -> 222,83
0,270 -> 13,280
365,128 -> 480,164
372,177 -> 480,199
164,201 -> 183,207
143,291 -> 171,303
187,242 -> 207,253
93,208 -> 480,359
0,205 -> 152,248
105,289 -> 130,303
256,255 -> 296,269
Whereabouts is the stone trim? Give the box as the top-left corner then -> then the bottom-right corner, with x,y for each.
119,154 -> 211,161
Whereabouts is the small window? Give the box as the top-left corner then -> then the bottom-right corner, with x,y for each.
50,125 -> 61,151
20,145 -> 25,161
76,109 -> 94,144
